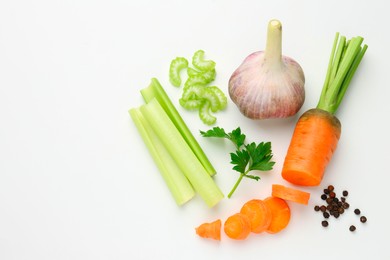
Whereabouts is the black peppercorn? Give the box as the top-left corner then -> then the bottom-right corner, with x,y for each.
360,216 -> 367,223
349,225 -> 356,232
354,209 -> 361,215
314,205 -> 320,211
342,190 -> 348,196
322,220 -> 329,227
321,194 -> 327,200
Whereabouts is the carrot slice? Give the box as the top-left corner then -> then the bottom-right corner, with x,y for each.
264,196 -> 291,234
272,184 -> 310,205
224,213 -> 251,240
240,199 -> 272,233
281,109 -> 341,186
195,219 -> 221,241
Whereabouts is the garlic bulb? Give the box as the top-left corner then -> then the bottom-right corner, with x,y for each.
228,19 -> 305,119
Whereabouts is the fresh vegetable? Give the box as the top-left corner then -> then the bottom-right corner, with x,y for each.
195,219 -> 222,241
282,33 -> 367,186
130,108 -> 195,205
223,213 -> 251,240
196,195 -> 292,240
200,127 -> 275,198
139,98 -> 224,207
271,184 -> 310,205
169,57 -> 188,87
240,199 -> 272,233
169,50 -> 227,125
192,49 -> 216,71
228,19 -> 305,119
141,78 -> 216,176
130,78 -> 223,207
264,196 -> 291,234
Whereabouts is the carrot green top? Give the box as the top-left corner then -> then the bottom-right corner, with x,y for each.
317,33 -> 368,115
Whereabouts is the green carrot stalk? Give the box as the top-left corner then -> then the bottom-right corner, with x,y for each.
317,33 -> 368,114
140,78 -> 216,176
129,108 -> 195,205
140,98 -> 224,207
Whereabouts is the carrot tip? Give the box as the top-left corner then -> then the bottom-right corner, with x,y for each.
195,219 -> 222,241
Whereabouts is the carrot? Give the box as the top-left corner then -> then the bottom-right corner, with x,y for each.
223,213 -> 251,240
195,219 -> 222,241
281,33 -> 367,186
272,184 -> 310,205
240,199 -> 272,233
264,196 -> 291,234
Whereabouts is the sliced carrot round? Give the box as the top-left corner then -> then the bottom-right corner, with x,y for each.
264,196 -> 291,234
224,213 -> 251,240
272,184 -> 310,205
195,219 -> 221,241
240,199 -> 272,233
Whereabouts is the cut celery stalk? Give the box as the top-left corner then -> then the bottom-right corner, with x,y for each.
140,98 -> 224,207
208,86 -> 227,110
192,50 -> 216,72
181,84 -> 205,101
199,100 -> 217,125
184,75 -> 209,89
187,68 -> 216,84
187,67 -> 202,77
169,57 -> 188,87
199,87 -> 221,113
129,108 -> 195,206
140,78 -> 216,176
179,98 -> 203,110
201,69 -> 216,83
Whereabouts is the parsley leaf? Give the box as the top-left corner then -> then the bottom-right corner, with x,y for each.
200,126 -> 246,149
201,127 -> 275,198
200,127 -> 228,138
230,149 -> 250,174
245,142 -> 275,171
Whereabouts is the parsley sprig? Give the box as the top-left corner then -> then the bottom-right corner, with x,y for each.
200,127 -> 275,198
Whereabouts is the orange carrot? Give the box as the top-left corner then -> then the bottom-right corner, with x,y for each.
281,34 -> 367,186
195,219 -> 222,241
240,199 -> 272,233
223,213 -> 251,240
264,196 -> 291,234
272,184 -> 310,205
281,109 -> 341,186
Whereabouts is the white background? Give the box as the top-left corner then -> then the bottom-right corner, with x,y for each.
1,0 -> 389,259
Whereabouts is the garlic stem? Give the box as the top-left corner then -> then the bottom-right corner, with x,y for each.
265,19 -> 282,68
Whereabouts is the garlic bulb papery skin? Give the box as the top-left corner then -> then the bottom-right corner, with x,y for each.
228,19 -> 305,119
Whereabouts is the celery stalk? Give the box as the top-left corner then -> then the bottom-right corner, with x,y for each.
140,98 -> 224,207
129,108 -> 195,206
140,78 -> 216,176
